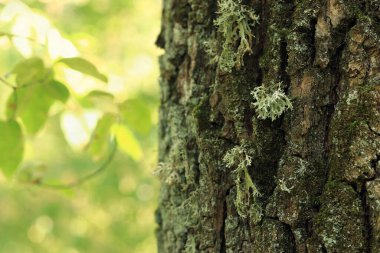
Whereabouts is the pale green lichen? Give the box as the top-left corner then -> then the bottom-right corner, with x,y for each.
153,162 -> 180,186
223,145 -> 262,222
203,37 -> 219,65
210,0 -> 259,72
184,236 -> 197,253
251,82 -> 293,121
278,178 -> 294,193
296,159 -> 308,176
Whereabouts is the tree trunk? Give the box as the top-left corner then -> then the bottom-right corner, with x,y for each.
155,0 -> 380,252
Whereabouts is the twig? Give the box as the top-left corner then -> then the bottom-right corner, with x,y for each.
36,139 -> 118,190
0,31 -> 46,47
0,76 -> 15,88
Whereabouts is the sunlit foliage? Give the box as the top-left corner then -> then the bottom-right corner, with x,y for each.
0,0 -> 161,252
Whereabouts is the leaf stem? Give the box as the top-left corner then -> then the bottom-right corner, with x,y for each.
36,139 -> 118,190
0,76 -> 15,89
0,31 -> 46,47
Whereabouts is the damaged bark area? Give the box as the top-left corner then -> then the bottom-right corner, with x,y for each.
155,0 -> 380,252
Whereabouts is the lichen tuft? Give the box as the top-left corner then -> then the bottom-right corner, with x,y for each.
223,145 -> 262,222
208,0 -> 259,72
251,82 -> 293,121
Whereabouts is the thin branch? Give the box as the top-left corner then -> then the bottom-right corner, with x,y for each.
0,76 -> 16,89
0,32 -> 46,47
0,68 -> 54,90
36,139 -> 118,190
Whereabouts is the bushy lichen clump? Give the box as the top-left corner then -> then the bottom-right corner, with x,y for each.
251,82 -> 292,121
153,162 -> 180,186
208,0 -> 259,72
223,145 -> 262,222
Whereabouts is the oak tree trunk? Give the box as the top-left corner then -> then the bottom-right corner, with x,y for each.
155,0 -> 380,252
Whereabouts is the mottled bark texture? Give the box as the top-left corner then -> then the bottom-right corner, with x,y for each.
155,0 -> 380,252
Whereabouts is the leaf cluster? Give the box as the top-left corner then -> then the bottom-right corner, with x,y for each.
0,56 -> 108,178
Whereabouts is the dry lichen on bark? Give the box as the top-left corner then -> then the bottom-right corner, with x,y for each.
155,0 -> 380,252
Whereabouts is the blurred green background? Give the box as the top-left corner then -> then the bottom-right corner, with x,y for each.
0,0 -> 162,252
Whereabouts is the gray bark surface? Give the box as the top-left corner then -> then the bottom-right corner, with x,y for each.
155,0 -> 380,252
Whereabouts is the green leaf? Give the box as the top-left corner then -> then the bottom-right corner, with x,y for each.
112,124 -> 142,161
58,57 -> 108,83
119,98 -> 152,135
7,80 -> 70,134
80,90 -> 117,112
0,120 -> 24,177
46,80 -> 70,102
85,90 -> 114,100
12,57 -> 50,86
87,113 -> 116,159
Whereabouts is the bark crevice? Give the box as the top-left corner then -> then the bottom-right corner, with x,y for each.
220,194 -> 228,253
360,183 -> 372,253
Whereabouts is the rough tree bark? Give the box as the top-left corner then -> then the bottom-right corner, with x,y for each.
155,0 -> 380,252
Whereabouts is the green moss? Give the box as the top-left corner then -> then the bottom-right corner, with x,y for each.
285,0 -> 320,73
315,181 -> 365,252
191,95 -> 210,131
328,85 -> 379,182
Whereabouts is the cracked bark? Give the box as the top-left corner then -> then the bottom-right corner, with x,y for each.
155,0 -> 380,252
